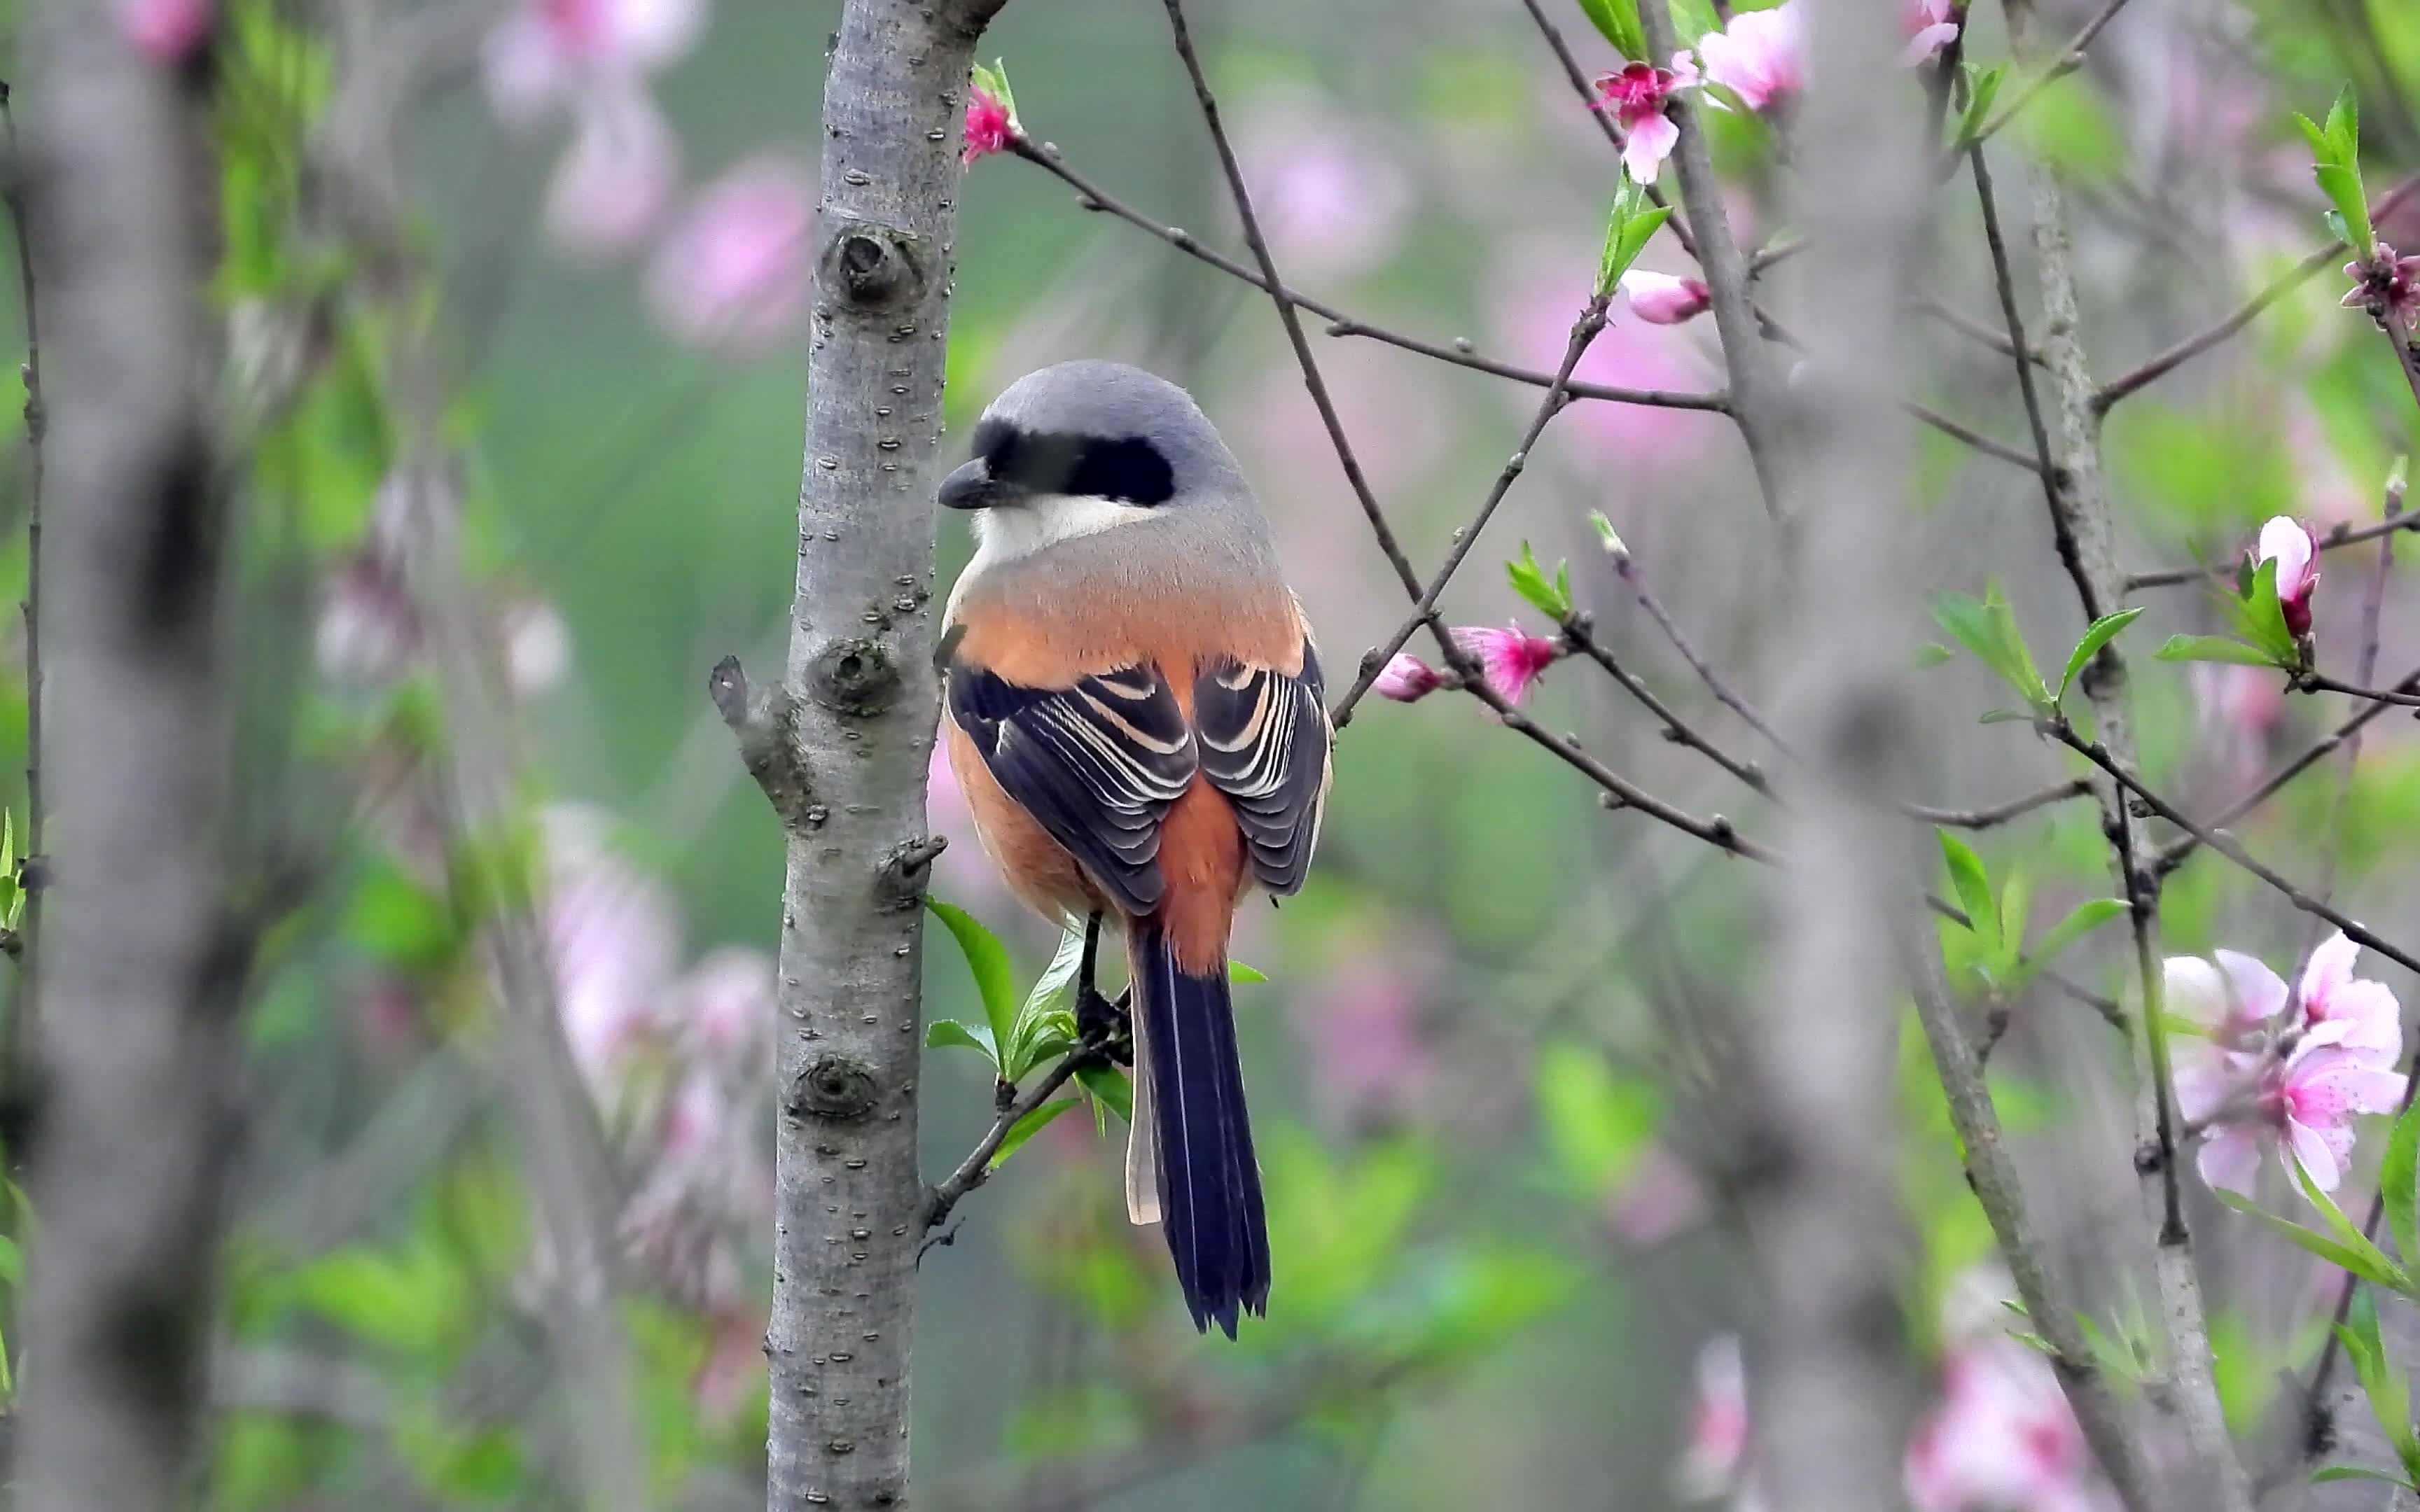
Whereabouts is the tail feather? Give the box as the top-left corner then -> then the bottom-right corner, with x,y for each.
1128,920 -> 1268,1336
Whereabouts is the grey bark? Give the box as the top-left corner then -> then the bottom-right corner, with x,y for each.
2003,0 -> 2252,1502
11,4 -> 236,1508
717,3 -> 1008,1508
1739,2 -> 1929,1506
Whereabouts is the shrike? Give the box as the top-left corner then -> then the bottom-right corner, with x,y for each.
937,360 -> 1330,1336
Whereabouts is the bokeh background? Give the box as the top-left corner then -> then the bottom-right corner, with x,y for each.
12,0 -> 2420,1505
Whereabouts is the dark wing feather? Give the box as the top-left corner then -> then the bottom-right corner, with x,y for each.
1192,639 -> 1330,895
947,659 -> 1196,914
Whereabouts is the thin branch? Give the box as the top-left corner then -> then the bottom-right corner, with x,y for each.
1903,777 -> 2096,830
1920,294 -> 2047,368
2125,509 -> 2420,590
1905,941 -> 2155,1510
1969,0 -> 2141,146
2151,662 -> 2420,876
2054,722 -> 2420,978
922,1049 -> 1099,1235
2092,175 -> 2420,412
1970,144 -> 2082,603
1009,139 -> 1729,415
1333,298 -> 1610,724
1154,1 -> 1423,603
1637,0 -> 1791,519
2294,670 -> 2420,708
1555,611 -> 1771,794
2309,472 -> 2403,929
1607,541 -> 1787,747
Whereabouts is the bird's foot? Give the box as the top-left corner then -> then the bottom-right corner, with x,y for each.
1078,984 -> 1133,1068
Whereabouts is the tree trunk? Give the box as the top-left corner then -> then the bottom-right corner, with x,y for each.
11,4 -> 236,1508
721,3 -> 1010,1508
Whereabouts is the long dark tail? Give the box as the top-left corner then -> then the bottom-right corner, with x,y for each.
1129,920 -> 1269,1336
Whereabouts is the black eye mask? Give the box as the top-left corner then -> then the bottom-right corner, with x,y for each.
971,417 -> 1176,505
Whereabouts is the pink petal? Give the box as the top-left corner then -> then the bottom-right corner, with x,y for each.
2256,515 -> 2317,599
2162,955 -> 2232,1032
644,156 -> 816,356
1898,20 -> 1959,67
118,0 -> 211,62
543,88 -> 681,258
1372,652 -> 1441,702
482,9 -> 576,125
2197,1125 -> 2266,1196
2212,948 -> 2289,1028
2287,1115 -> 2346,1191
2299,930 -> 2362,1016
1619,269 -> 1711,326
1621,112 -> 1678,184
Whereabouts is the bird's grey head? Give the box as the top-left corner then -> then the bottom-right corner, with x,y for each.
938,361 -> 1246,528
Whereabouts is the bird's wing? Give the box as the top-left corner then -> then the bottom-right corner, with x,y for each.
947,659 -> 1197,914
1192,638 -> 1331,896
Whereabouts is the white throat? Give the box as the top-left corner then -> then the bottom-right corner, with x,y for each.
964,493 -> 1159,575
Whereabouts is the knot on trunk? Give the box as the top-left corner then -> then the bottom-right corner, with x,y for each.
809,638 -> 900,718
819,219 -> 928,312
791,1055 -> 880,1121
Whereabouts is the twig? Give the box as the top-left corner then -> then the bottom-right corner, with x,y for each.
2151,662 -> 2420,876
1155,0 -> 1424,603
1968,0 -> 2141,146
1009,139 -> 1729,415
2309,472 -> 2404,930
1555,612 -> 1770,794
2053,722 -> 2420,978
1903,777 -> 2096,830
1905,941 -> 2155,1508
1920,295 -> 2047,368
922,1048 -> 1100,1235
1607,542 -> 1787,747
2125,510 -> 2420,589
2295,670 -> 2420,708
1332,298 -> 1610,724
2092,174 -> 2420,412
1636,0 -> 1791,520
1970,146 -> 2083,608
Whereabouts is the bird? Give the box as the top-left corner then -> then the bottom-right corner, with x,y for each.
935,359 -> 1331,1336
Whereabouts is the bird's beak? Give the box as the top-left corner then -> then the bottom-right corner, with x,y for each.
938,457 -> 1003,510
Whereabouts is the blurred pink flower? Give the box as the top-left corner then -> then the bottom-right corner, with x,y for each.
964,80 -> 1013,164
1905,1338 -> 2110,1512
1590,62 -> 1695,183
500,596 -> 573,694
2169,942 -> 2405,1195
1451,623 -> 1560,704
2253,515 -> 2318,637
542,805 -> 683,1100
1693,1 -> 1803,114
1903,0 -> 1961,66
1674,1335 -> 1758,1506
676,945 -> 772,1065
316,553 -> 419,687
1620,269 -> 1711,326
644,156 -> 815,356
1294,949 -> 1433,1126
482,0 -> 705,126
1486,246 -> 1724,468
2190,663 -> 2286,792
1372,653 -> 1443,702
119,0 -> 210,62
2343,243 -> 2420,334
543,89 -> 681,258
1604,1141 -> 1709,1246
1235,99 -> 1412,281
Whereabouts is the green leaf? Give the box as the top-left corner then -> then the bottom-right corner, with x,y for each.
2295,1157 -> 2407,1290
1508,542 -> 1574,622
2313,1466 -> 2417,1489
1928,582 -> 2049,707
1004,922 -> 1088,1079
2009,898 -> 2128,992
1937,832 -> 1998,951
1534,1041 -> 1659,1191
0,1233 -> 22,1288
1952,63 -> 2006,147
1914,643 -> 1957,668
2342,1286 -> 2414,1460
2153,634 -> 2281,668
926,898 -> 1019,1057
2385,1097 -> 2420,1272
970,57 -> 1018,122
346,860 -> 457,973
924,1018 -> 1000,1068
1978,708 -> 2036,724
1075,1060 -> 1133,1125
1573,0 -> 1646,61
1596,178 -> 1666,292
989,1098 -> 1080,1170
2217,1189 -> 2407,1289
1229,960 -> 1268,985
2058,608 -> 2144,699
2223,554 -> 2301,668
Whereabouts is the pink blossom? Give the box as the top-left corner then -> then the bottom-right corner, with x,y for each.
1903,0 -> 1962,67
1673,1336 -> 1753,1504
1372,652 -> 1444,702
1451,623 -> 1561,704
2342,242 -> 2420,334
2254,515 -> 2319,637
1905,1339 -> 2110,1512
541,805 -> 682,1101
118,0 -> 210,63
963,80 -> 1013,164
542,90 -> 681,258
1235,100 -> 1412,281
1620,269 -> 1712,326
1605,1142 -> 1710,1246
676,946 -> 772,1065
482,0 -> 705,126
2169,944 -> 2406,1195
1591,62 -> 1692,183
2190,663 -> 2286,790
1294,948 -> 1433,1126
1693,1 -> 1804,114
644,157 -> 814,356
